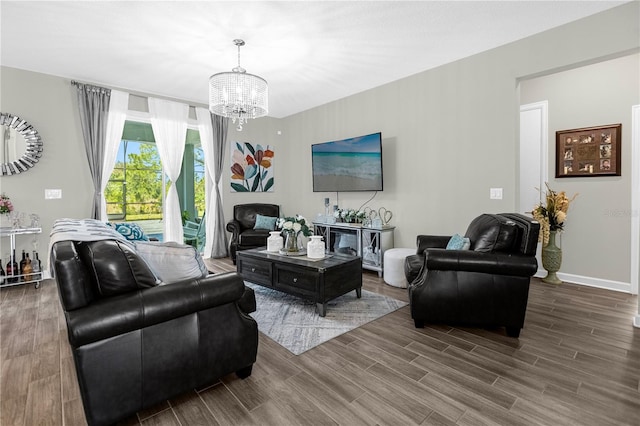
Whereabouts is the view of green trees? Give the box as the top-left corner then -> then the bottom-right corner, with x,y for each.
192,147 -> 206,219
106,142 -> 163,220
105,141 -> 205,222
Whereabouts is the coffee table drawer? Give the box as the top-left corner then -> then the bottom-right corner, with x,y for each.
238,257 -> 271,285
275,266 -> 318,293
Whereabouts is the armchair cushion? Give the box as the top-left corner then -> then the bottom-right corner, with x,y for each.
253,214 -> 278,230
76,240 -> 158,297
134,241 -> 208,284
238,228 -> 272,246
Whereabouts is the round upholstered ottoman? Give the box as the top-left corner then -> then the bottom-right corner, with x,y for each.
383,248 -> 415,288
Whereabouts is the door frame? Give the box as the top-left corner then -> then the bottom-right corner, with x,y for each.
519,101 -> 548,275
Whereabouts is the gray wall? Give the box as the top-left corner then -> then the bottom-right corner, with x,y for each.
0,67 -> 92,268
1,2 -> 638,291
251,2 -> 639,291
521,54 -> 639,286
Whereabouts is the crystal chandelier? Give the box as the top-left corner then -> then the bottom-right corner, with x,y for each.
209,39 -> 268,131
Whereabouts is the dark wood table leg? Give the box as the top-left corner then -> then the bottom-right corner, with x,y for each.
356,287 -> 362,298
316,302 -> 327,317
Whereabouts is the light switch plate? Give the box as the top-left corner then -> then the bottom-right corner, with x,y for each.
45,189 -> 62,199
490,188 -> 503,200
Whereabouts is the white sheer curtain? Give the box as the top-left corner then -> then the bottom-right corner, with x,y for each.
149,98 -> 188,243
100,90 -> 129,221
196,107 -> 215,257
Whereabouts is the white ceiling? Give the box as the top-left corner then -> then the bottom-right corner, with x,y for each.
1,1 -> 628,118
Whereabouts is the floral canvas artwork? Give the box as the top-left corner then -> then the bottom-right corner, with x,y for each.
230,142 -> 275,192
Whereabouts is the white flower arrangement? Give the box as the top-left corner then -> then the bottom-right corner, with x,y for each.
277,215 -> 312,237
333,208 -> 365,223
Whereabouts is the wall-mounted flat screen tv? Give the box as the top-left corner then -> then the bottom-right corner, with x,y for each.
312,132 -> 383,192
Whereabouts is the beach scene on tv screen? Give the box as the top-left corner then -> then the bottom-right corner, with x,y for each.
312,133 -> 383,192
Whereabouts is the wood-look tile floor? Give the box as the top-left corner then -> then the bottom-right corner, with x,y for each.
1,257 -> 638,425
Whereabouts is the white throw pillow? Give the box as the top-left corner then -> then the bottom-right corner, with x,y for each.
133,241 -> 208,284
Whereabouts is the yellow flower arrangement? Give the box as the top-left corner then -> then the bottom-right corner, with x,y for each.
532,183 -> 578,245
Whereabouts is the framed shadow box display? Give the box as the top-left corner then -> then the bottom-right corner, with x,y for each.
556,124 -> 621,178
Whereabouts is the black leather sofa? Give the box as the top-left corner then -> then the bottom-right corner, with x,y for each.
405,213 -> 540,337
227,203 -> 280,264
51,239 -> 258,426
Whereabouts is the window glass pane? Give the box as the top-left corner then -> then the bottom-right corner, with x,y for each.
105,180 -> 125,219
194,145 -> 205,217
106,135 -> 163,223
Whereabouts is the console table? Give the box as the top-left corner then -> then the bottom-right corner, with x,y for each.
312,221 -> 394,277
0,226 -> 43,288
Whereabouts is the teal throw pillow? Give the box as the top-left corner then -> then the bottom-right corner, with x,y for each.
107,222 -> 149,241
254,214 -> 277,231
446,234 -> 471,250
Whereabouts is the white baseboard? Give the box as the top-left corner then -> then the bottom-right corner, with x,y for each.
535,269 -> 632,293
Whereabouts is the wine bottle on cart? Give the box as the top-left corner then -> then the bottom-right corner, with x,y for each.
23,253 -> 33,282
12,250 -> 19,283
19,250 -> 27,281
7,250 -> 18,284
5,257 -> 13,283
31,251 -> 41,280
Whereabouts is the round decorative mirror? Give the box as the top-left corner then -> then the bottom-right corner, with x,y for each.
1,112 -> 43,175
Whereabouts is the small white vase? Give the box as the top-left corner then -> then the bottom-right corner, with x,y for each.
307,235 -> 325,259
0,213 -> 11,228
267,231 -> 283,252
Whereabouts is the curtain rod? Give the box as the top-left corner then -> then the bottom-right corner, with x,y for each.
70,80 -> 207,109
70,80 -> 209,108
71,81 -> 111,95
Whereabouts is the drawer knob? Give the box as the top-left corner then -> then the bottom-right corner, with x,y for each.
293,277 -> 298,283
251,267 -> 256,272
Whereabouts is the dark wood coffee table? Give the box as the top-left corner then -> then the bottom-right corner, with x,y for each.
236,248 -> 362,316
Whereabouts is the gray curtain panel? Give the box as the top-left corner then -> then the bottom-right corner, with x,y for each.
74,82 -> 111,219
211,114 -> 229,258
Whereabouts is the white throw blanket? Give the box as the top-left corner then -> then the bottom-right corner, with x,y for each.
48,218 -> 131,276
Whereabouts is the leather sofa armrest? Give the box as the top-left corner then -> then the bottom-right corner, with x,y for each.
404,254 -> 425,285
226,220 -> 242,239
424,248 -> 538,277
66,272 -> 247,348
404,235 -> 452,283
416,235 -> 451,255
239,285 -> 257,313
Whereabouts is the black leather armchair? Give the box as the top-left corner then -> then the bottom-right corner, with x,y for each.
227,203 -> 280,264
405,213 -> 540,337
51,239 -> 258,426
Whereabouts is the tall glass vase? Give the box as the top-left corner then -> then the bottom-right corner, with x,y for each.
282,230 -> 301,253
542,230 -> 562,284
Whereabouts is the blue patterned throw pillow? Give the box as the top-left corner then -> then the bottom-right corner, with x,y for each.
253,214 -> 277,230
446,233 -> 471,250
107,222 -> 149,241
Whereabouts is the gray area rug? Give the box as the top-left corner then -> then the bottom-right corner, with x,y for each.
246,282 -> 407,355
